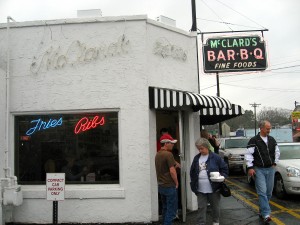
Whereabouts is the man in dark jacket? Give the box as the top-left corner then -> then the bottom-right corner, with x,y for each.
245,120 -> 280,224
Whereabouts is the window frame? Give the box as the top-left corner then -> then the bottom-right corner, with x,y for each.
13,109 -> 121,187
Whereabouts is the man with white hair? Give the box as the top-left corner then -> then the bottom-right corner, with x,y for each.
245,120 -> 280,224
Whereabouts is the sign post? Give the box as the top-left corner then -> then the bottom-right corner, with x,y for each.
46,173 -> 65,225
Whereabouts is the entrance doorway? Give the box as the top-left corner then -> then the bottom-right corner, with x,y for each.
156,110 -> 187,222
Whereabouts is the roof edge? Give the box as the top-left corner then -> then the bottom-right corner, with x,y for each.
147,18 -> 196,37
0,14 -> 148,29
0,14 -> 196,37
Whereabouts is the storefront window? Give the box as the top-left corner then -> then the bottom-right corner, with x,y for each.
15,112 -> 119,185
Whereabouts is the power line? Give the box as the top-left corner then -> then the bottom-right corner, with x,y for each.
270,64 -> 300,71
196,17 -> 260,29
221,83 -> 300,92
224,64 -> 300,77
214,0 -> 267,29
200,84 -> 217,91
200,0 -> 233,31
216,72 -> 298,85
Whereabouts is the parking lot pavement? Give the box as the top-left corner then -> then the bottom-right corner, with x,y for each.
117,195 -> 267,225
88,195 -> 269,225
172,195 -> 266,225
89,195 -> 266,225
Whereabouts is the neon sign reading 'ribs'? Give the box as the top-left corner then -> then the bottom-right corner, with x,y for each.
74,116 -> 105,134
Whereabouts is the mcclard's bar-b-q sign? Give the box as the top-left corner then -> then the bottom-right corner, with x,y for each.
202,35 -> 267,73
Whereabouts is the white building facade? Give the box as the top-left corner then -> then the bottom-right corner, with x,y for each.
0,15 -> 243,224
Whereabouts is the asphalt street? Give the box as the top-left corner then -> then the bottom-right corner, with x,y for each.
172,195 -> 266,225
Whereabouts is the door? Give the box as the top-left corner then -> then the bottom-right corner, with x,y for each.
156,110 -> 187,222
178,110 -> 187,222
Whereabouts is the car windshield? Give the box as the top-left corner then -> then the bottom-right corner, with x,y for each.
225,139 -> 249,148
279,145 -> 300,160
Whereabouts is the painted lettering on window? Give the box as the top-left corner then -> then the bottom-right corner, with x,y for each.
74,116 -> 105,134
26,117 -> 63,136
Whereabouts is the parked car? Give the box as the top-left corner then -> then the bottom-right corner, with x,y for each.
244,142 -> 300,199
219,137 -> 250,173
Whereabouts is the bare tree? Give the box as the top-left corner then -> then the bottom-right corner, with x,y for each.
205,107 -> 292,134
257,107 -> 291,126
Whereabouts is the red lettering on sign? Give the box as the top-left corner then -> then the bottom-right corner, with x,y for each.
240,49 -> 248,60
217,51 -> 226,61
254,48 -> 264,59
207,51 -> 216,61
227,50 -> 235,60
74,116 -> 105,134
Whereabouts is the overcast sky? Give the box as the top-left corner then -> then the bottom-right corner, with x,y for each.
1,0 -> 299,111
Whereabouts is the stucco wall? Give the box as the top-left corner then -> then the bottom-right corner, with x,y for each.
145,19 -> 199,215
0,15 -> 199,224
146,20 -> 198,92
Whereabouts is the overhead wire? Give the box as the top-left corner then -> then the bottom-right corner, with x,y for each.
220,83 -> 300,92
200,71 -> 299,91
205,63 -> 300,79
196,17 -> 260,29
200,0 -> 233,31
197,0 -> 299,108
214,0 -> 267,30
198,0 -> 268,32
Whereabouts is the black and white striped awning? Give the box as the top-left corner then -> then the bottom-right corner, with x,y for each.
149,87 -> 245,124
149,87 -> 232,111
199,104 -> 245,125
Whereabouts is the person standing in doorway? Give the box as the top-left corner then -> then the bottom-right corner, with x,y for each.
155,133 -> 179,225
245,120 -> 280,224
157,128 -> 169,151
200,129 -> 215,153
210,134 -> 220,154
156,128 -> 169,215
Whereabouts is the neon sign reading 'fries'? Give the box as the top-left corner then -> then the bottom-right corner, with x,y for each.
26,117 -> 63,136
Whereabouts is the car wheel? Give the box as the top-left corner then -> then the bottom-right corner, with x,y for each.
246,174 -> 255,186
274,173 -> 286,199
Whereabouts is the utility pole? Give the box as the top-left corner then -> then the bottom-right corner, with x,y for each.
250,103 -> 261,135
191,0 -> 200,94
216,72 -> 222,136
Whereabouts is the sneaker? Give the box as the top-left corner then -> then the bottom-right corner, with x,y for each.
264,216 -> 271,224
212,223 -> 219,225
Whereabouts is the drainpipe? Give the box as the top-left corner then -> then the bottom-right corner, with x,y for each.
1,16 -> 17,225
1,16 -> 12,225
4,16 -> 15,179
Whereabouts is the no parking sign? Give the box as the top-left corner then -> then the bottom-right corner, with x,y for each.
46,173 -> 65,201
